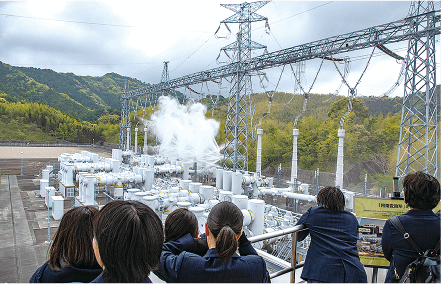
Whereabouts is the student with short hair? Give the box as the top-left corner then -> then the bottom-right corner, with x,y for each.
382,171 -> 440,283
29,206 -> 102,283
295,186 -> 367,283
155,201 -> 270,283
91,200 -> 163,283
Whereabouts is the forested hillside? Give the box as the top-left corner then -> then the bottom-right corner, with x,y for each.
0,62 -> 183,121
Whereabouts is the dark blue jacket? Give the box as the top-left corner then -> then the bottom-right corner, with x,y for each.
295,206 -> 367,283
381,209 -> 440,283
91,273 -> 152,283
154,233 -> 270,283
29,260 -> 102,283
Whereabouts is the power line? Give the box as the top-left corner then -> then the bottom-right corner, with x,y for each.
0,13 -> 137,28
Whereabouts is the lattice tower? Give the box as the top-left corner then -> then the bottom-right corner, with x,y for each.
220,1 -> 270,171
395,1 -> 438,179
119,79 -> 131,150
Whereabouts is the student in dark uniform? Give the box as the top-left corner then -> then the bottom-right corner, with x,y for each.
91,200 -> 163,283
164,208 -> 208,255
382,171 -> 440,283
295,186 -> 367,283
155,201 -> 270,283
29,206 -> 102,283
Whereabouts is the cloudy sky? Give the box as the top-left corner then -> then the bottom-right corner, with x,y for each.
0,1 -> 439,98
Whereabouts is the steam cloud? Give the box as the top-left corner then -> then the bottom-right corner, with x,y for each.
147,96 -> 221,166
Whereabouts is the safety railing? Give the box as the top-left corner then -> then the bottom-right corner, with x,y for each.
248,224 -> 306,283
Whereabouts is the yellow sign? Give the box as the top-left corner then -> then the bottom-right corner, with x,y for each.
354,197 -> 409,219
359,256 -> 390,267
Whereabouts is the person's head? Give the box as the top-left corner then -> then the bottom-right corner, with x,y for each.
317,186 -> 345,212
93,200 -> 163,283
206,201 -> 243,262
403,171 -> 440,210
165,208 -> 198,242
48,206 -> 99,271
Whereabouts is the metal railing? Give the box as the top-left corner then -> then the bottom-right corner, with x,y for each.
248,224 -> 306,283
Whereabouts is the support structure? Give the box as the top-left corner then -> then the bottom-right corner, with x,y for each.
256,128 -> 263,176
119,79 -> 130,150
220,1 -> 269,171
290,129 -> 299,188
395,1 -> 438,179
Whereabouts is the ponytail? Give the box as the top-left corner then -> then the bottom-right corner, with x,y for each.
207,202 -> 243,263
215,226 -> 238,262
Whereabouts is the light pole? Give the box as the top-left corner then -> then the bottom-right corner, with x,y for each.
20,152 -> 23,175
45,187 -> 51,243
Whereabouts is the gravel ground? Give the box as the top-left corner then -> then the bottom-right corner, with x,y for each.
0,146 -> 112,159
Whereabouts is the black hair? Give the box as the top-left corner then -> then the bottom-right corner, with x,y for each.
317,186 -> 345,212
48,206 -> 100,271
165,208 -> 198,242
93,200 -> 163,283
403,171 -> 440,210
207,201 -> 243,262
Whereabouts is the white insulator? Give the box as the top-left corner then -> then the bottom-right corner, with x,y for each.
84,176 -> 95,205
134,192 -> 149,202
232,195 -> 248,210
216,169 -> 223,189
190,193 -> 203,204
126,127 -> 130,151
143,169 -> 154,191
241,209 -> 253,226
134,128 -> 138,154
170,186 -> 180,193
335,129 -> 345,189
207,199 -> 219,208
219,190 -> 233,202
248,199 -> 265,236
148,156 -> 156,168
223,170 -> 233,191
159,190 -> 170,198
291,128 -> 299,185
179,180 -> 191,191
182,162 -> 191,180
267,177 -> 274,188
199,185 -> 214,202
126,188 -> 140,200
42,169 -> 50,181
40,179 -> 49,197
177,201 -> 192,209
178,190 -> 190,197
143,196 -> 160,211
232,172 -> 243,195
189,206 -> 207,235
282,192 -> 316,202
256,128 -> 263,175
189,182 -> 201,193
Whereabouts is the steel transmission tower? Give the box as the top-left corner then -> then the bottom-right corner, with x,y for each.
119,79 -> 131,150
395,1 -> 438,179
220,1 -> 270,171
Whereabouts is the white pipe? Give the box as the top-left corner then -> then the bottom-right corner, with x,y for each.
335,129 -> 345,189
143,169 -> 154,191
291,128 -> 299,185
134,128 -> 138,154
282,192 -> 316,202
256,128 -> 263,176
183,162 -> 191,180
180,180 -> 191,191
